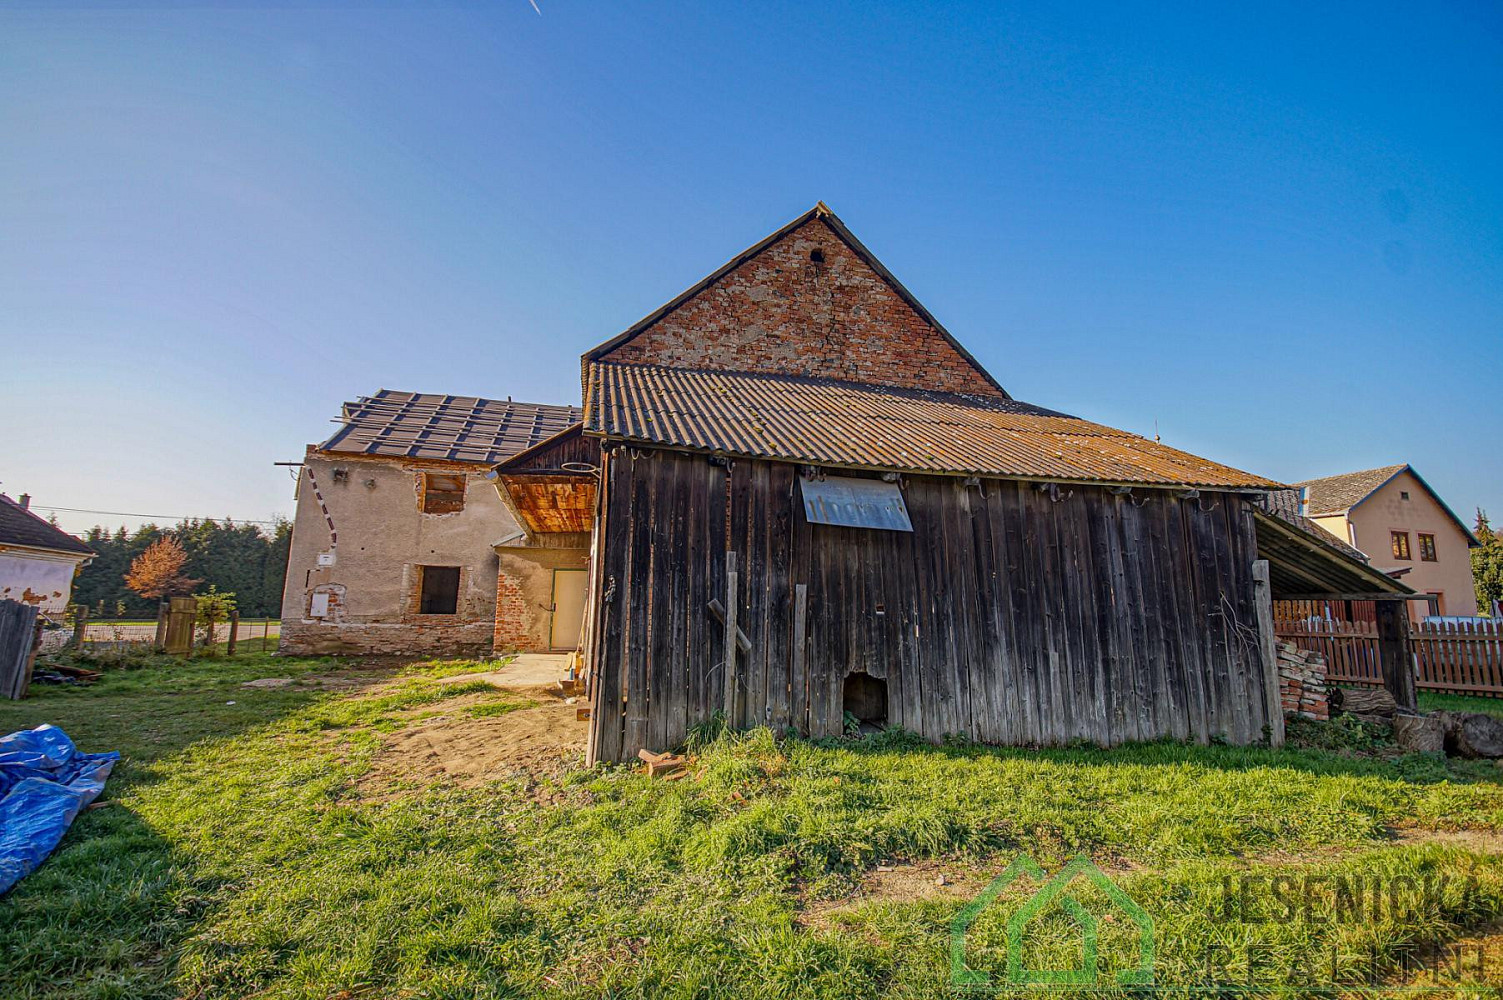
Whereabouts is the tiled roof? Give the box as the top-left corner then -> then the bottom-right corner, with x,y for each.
1295,465 -> 1408,515
0,495 -> 94,556
319,390 -> 582,466
584,362 -> 1282,489
1257,489 -> 1369,563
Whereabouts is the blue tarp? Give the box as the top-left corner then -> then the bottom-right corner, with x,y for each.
0,725 -> 119,895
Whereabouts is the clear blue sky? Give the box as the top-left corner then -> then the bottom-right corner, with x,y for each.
3,1 -> 1500,536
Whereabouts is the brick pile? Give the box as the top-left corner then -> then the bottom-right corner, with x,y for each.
1278,642 -> 1329,721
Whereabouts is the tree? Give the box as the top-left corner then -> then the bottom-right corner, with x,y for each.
1474,509 -> 1503,617
124,537 -> 201,600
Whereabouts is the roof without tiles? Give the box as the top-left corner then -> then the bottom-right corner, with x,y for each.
0,495 -> 95,556
319,390 -> 583,466
584,362 -> 1283,490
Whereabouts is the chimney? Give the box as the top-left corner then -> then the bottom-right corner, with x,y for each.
18,493 -> 29,510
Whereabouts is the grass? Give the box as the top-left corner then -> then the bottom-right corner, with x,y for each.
3,652 -> 1503,998
1420,690 -> 1503,719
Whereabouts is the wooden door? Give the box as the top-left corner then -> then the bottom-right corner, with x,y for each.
550,569 -> 588,650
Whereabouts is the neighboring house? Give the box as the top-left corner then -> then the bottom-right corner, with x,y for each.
0,493 -> 94,613
1294,464 -> 1480,618
490,203 -> 1401,763
277,391 -> 581,657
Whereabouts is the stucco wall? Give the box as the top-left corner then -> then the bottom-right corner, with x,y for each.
494,536 -> 591,652
1347,470 -> 1477,617
278,450 -> 522,656
0,548 -> 86,613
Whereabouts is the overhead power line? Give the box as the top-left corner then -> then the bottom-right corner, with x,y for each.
27,505 -> 286,528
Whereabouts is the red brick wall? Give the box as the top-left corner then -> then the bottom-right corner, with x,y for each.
599,217 -> 1004,398
493,567 -> 532,652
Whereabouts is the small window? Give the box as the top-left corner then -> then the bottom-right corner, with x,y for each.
1400,491 -> 1411,501
421,473 -> 466,514
1418,532 -> 1438,562
418,565 -> 460,615
1391,531 -> 1411,561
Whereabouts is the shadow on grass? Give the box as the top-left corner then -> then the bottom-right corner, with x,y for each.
0,798 -> 199,999
809,723 -> 1501,786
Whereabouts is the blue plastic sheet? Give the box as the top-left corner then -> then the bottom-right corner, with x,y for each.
0,725 -> 119,895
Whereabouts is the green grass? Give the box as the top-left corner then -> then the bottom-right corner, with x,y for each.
1420,690 -> 1503,719
3,654 -> 1503,998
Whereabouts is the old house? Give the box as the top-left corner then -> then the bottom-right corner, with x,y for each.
278,391 -> 581,656
1295,464 -> 1479,618
0,493 -> 94,613
491,204 -> 1407,763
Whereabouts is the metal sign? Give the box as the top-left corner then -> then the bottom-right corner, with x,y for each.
799,475 -> 913,532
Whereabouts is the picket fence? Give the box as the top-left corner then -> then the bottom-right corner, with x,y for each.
1275,616 -> 1503,698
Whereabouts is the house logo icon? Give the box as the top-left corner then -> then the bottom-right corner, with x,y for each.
950,854 -> 1154,988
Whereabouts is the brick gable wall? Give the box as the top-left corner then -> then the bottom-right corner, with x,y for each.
598,217 -> 1004,397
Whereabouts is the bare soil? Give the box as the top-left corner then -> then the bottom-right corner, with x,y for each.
357,687 -> 588,797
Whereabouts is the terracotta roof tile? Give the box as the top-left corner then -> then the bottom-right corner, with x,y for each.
1295,465 -> 1408,515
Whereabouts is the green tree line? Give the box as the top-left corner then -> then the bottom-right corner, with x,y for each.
72,518 -> 291,618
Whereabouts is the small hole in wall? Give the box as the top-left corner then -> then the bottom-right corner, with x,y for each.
809,248 -> 825,264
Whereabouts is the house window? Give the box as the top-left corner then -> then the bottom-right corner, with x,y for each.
421,473 -> 466,514
1418,532 -> 1438,562
1391,531 -> 1411,561
418,565 -> 461,615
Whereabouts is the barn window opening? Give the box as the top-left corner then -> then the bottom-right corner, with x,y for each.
418,565 -> 461,615
843,672 -> 888,730
421,473 -> 466,514
810,247 -> 825,263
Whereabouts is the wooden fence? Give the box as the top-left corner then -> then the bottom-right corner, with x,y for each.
1275,616 -> 1503,698
0,599 -> 42,700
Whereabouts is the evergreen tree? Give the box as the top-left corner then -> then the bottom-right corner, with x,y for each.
1475,509 -> 1503,616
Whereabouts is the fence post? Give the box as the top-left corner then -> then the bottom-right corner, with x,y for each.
1375,599 -> 1417,712
70,605 -> 88,649
226,611 -> 239,656
1251,561 -> 1285,747
155,601 -> 169,651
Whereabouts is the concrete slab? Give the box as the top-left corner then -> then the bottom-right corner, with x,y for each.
438,653 -> 572,690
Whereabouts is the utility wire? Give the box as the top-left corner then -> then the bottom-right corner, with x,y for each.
26,505 -> 287,528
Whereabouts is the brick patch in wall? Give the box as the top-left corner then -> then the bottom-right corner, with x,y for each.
1278,642 -> 1329,722
493,567 -> 534,652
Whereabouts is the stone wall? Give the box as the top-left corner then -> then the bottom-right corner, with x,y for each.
1278,642 -> 1329,721
598,216 -> 1004,398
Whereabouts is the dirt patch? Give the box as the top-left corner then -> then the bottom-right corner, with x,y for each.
799,861 -> 982,928
1388,825 -> 1503,853
357,695 -> 588,797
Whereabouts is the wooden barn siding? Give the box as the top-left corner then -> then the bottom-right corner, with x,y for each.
587,447 -> 1271,763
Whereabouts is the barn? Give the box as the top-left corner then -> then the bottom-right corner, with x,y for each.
492,204 -> 1407,764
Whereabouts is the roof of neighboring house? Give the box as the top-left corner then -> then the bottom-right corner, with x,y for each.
1257,489 -> 1370,563
584,361 -> 1282,489
1296,464 -> 1478,546
0,495 -> 94,557
319,390 -> 583,465
582,203 -> 1010,399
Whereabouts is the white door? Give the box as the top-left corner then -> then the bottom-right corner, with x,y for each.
550,569 -> 588,650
